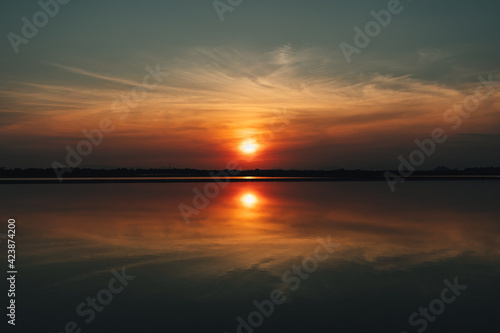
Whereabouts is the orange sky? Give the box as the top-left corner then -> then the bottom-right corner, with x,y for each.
1,51 -> 499,169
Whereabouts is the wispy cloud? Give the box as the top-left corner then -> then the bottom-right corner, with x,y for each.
45,62 -> 141,87
1,45 -> 498,168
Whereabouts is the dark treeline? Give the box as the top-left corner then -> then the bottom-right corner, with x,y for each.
1,166 -> 500,178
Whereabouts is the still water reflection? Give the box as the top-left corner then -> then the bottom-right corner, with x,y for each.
0,181 -> 498,332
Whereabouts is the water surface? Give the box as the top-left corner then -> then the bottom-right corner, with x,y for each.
1,181 -> 498,332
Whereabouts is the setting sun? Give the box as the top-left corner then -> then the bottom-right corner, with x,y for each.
240,140 -> 259,154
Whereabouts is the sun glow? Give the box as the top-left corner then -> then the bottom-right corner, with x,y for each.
240,139 -> 259,154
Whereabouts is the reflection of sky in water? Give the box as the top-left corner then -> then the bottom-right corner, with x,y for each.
1,182 -> 499,332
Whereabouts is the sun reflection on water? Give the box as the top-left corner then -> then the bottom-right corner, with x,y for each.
241,193 -> 258,207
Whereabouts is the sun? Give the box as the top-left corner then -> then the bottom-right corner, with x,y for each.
241,193 -> 258,207
240,139 -> 259,154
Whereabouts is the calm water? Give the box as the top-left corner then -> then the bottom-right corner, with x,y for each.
1,181 -> 499,332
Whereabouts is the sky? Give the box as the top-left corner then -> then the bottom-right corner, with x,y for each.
1,0 -> 500,170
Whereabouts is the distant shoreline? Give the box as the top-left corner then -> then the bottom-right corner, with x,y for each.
2,167 -> 500,184
1,175 -> 500,184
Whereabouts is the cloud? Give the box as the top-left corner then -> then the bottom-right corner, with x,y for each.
0,45 -> 499,168
45,62 -> 141,87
